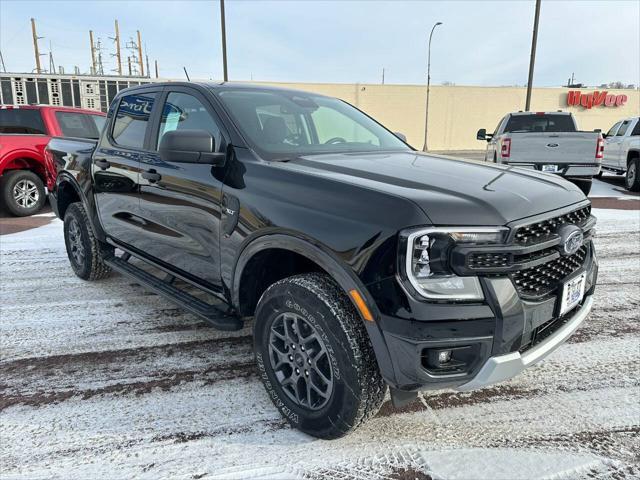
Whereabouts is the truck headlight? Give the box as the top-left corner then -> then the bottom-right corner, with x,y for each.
404,227 -> 507,301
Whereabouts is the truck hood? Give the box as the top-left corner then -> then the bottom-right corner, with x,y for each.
283,151 -> 587,226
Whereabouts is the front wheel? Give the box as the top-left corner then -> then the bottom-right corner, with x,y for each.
254,273 -> 385,439
626,158 -> 640,192
63,202 -> 112,280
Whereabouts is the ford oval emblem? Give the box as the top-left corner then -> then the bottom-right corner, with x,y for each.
546,143 -> 559,148
558,225 -> 583,256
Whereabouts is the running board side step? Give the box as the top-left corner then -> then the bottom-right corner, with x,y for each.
104,255 -> 243,331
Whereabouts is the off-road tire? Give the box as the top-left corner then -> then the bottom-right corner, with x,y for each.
0,170 -> 46,217
254,273 -> 386,439
573,179 -> 592,196
625,158 -> 640,192
63,202 -> 112,280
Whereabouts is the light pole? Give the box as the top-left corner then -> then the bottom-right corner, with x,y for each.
220,0 -> 228,81
422,21 -> 443,152
525,0 -> 542,111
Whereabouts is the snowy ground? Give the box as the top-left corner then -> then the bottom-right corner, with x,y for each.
1,205 -> 639,479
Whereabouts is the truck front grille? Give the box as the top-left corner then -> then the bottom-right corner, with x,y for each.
514,206 -> 591,245
512,245 -> 588,297
468,252 -> 511,269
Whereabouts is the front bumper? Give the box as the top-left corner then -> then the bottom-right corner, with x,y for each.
457,294 -> 593,391
367,240 -> 598,392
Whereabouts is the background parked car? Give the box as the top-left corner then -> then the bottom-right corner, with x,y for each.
477,111 -> 603,195
601,116 -> 640,192
0,105 -> 105,216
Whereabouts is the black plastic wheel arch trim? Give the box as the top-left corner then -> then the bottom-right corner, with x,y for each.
232,232 -> 398,386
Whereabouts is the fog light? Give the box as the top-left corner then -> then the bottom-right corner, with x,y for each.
438,350 -> 452,364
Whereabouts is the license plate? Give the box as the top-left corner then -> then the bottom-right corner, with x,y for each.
560,272 -> 586,316
542,164 -> 559,173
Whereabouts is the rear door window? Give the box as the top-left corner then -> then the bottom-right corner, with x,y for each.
0,109 -> 47,135
615,120 -> 631,137
503,114 -> 576,133
631,119 -> 640,137
606,122 -> 621,137
55,112 -> 104,139
111,92 -> 157,149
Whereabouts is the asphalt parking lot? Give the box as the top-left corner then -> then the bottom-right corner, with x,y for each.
0,166 -> 639,479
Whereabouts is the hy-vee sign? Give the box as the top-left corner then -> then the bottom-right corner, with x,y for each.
566,90 -> 628,109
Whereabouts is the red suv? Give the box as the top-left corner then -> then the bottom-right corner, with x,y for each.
0,105 -> 105,216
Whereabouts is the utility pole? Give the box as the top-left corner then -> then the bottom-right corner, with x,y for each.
422,21 -> 443,152
89,30 -> 97,75
127,56 -> 132,76
31,18 -> 43,74
382,67 -> 385,85
136,30 -> 144,77
220,0 -> 228,81
525,0 -> 542,111
112,20 -> 122,75
145,45 -> 150,78
155,59 -> 159,78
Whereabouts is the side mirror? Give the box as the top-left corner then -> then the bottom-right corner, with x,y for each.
159,129 -> 226,166
477,128 -> 487,141
602,133 -> 608,138
394,132 -> 407,142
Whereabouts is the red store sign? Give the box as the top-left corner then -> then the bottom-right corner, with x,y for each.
567,90 -> 628,109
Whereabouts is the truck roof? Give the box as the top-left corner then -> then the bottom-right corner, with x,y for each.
509,111 -> 572,116
121,81 -> 333,99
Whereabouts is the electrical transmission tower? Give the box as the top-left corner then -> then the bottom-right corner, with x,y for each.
125,35 -> 143,76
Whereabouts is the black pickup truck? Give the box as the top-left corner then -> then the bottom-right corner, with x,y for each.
47,82 -> 598,439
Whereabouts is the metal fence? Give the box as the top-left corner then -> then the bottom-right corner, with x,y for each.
0,73 -> 156,112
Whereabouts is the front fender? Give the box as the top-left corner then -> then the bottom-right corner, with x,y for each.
232,233 -> 398,386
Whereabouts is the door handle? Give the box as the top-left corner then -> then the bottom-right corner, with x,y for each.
95,158 -> 111,170
142,169 -> 161,183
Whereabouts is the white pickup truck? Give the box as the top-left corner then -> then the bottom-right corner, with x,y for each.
477,111 -> 603,195
601,116 -> 640,192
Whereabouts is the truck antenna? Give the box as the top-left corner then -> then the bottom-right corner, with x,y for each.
183,67 -> 190,81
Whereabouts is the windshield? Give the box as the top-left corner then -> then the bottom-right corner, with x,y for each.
504,114 -> 576,133
214,88 -> 410,159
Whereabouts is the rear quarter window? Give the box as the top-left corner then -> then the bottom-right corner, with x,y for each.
630,120 -> 640,137
0,109 -> 47,135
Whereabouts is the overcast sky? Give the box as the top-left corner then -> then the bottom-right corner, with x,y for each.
1,0 -> 638,87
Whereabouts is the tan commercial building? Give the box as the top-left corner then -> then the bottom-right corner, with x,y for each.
2,73 -> 637,151
257,82 -> 640,151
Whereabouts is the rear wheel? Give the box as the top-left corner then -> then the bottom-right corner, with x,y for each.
63,202 -> 112,280
254,273 -> 385,439
0,170 -> 46,216
626,158 -> 640,192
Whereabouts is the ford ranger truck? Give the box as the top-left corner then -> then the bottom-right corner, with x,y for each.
601,116 -> 640,191
477,111 -> 603,195
47,83 -> 597,439
0,105 -> 106,216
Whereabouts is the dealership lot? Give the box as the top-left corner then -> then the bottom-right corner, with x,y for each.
1,179 -> 638,479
